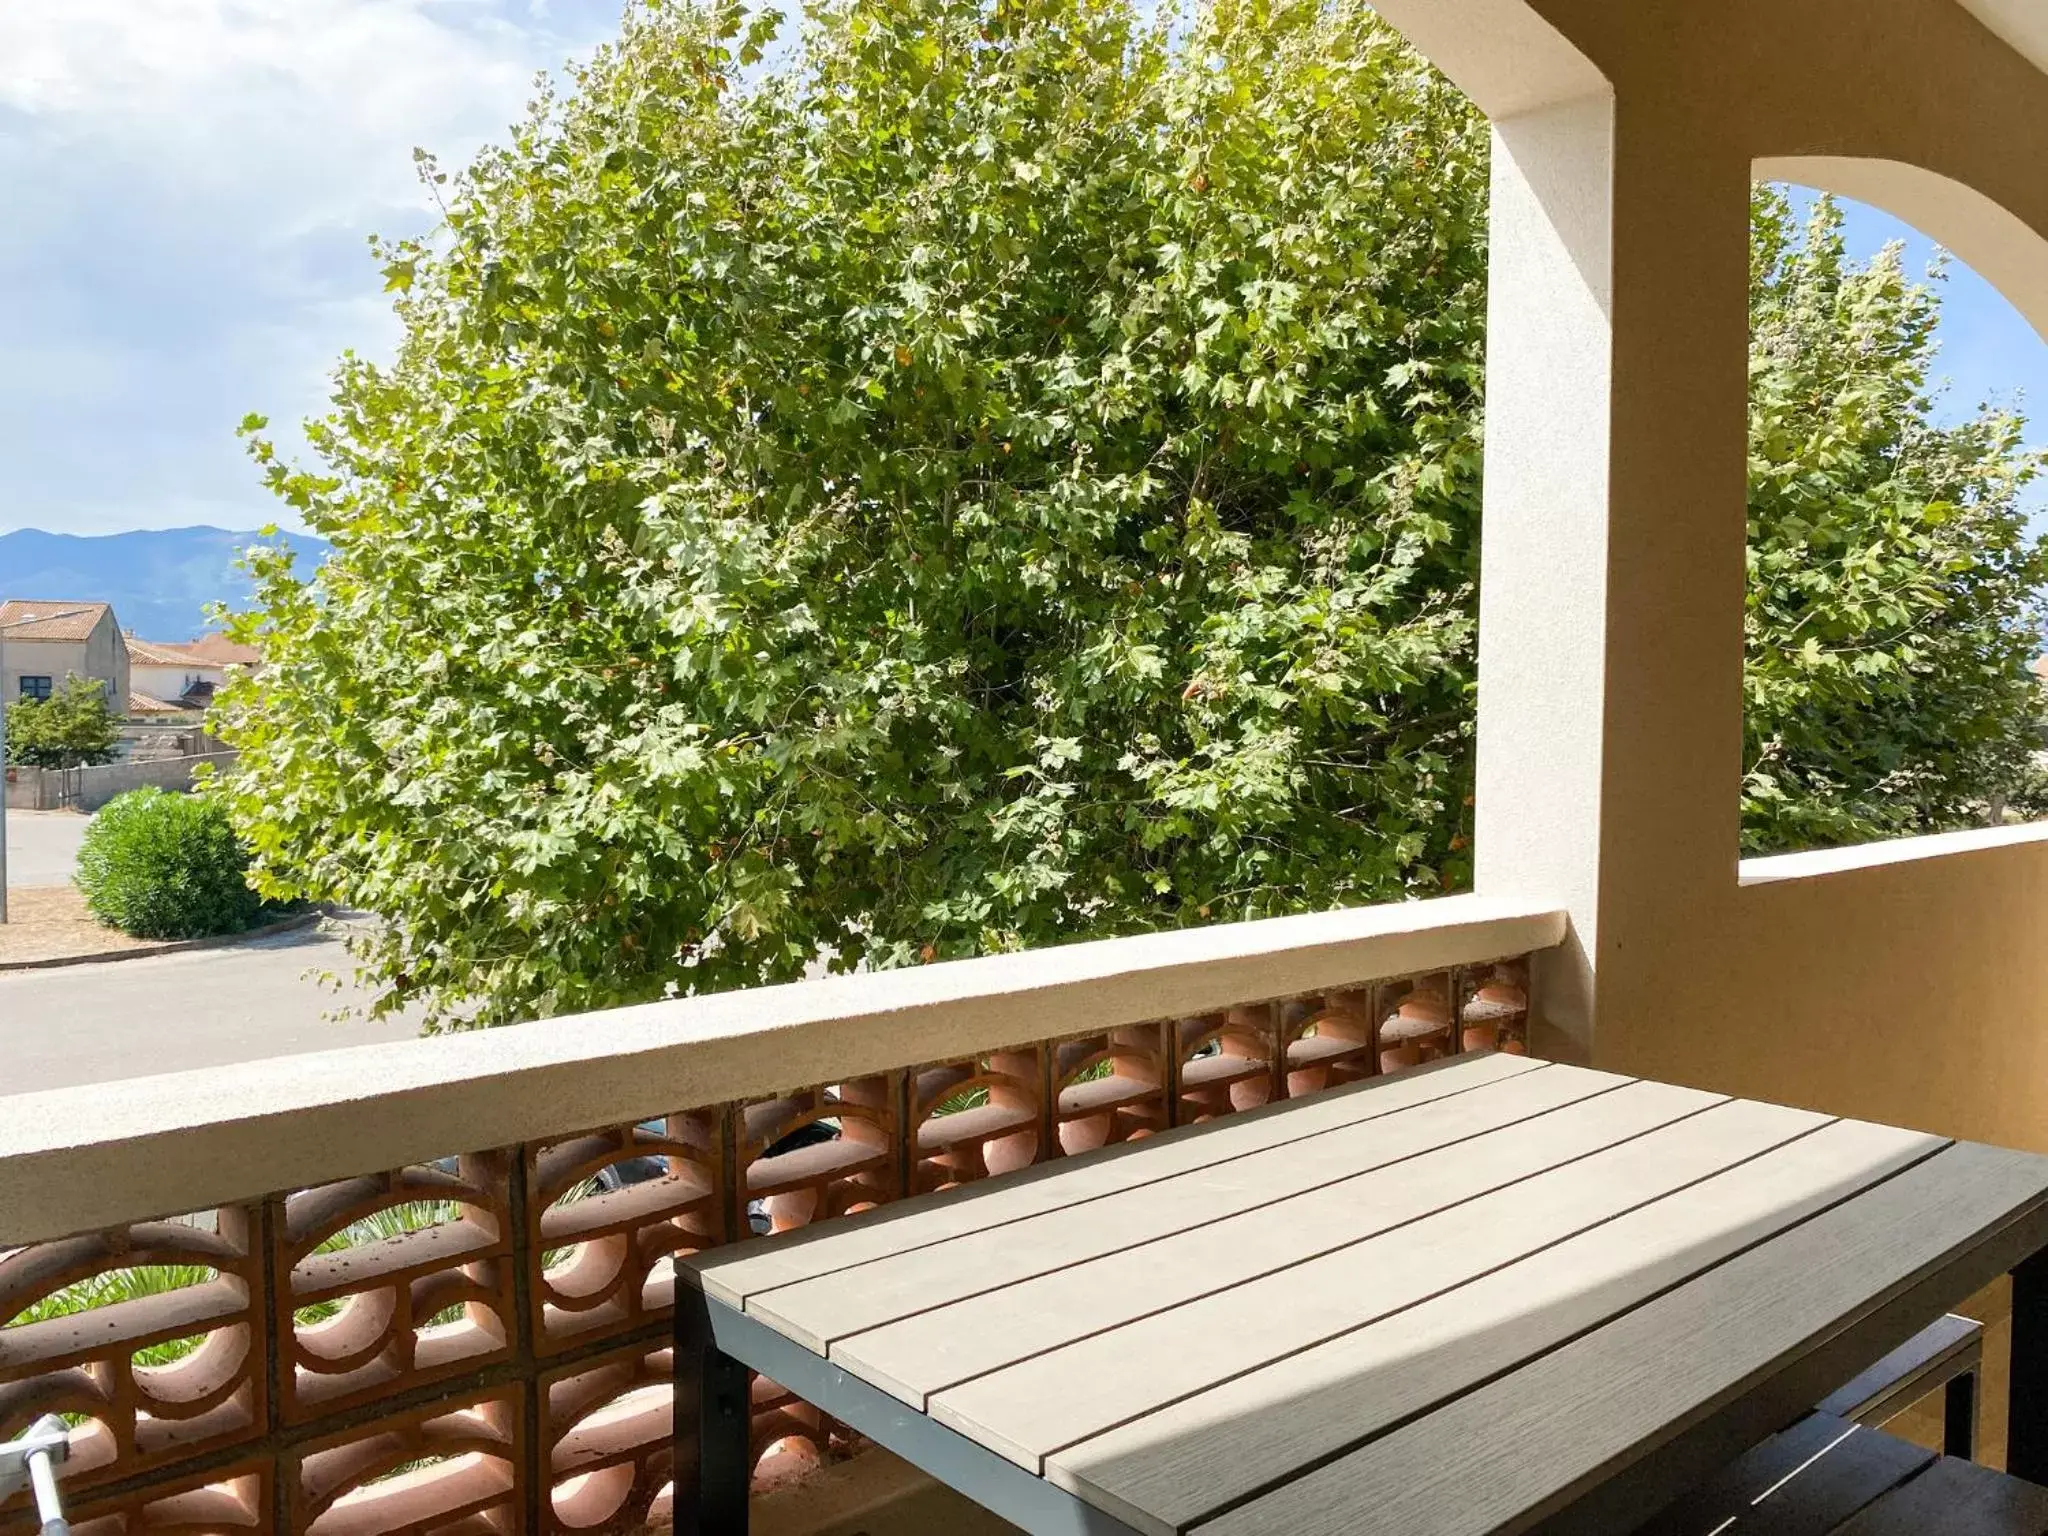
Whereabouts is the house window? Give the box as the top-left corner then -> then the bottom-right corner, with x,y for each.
18,676 -> 51,701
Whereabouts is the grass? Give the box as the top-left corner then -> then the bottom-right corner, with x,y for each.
5,1203 -> 468,1369
7,1265 -> 221,1368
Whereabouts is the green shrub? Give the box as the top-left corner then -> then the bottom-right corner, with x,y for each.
76,789 -> 286,939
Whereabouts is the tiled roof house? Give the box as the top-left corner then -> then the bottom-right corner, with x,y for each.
0,599 -> 129,707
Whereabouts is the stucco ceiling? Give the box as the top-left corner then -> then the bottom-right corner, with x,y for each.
1958,0 -> 2048,76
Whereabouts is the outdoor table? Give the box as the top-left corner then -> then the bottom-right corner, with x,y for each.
677,1053 -> 2048,1535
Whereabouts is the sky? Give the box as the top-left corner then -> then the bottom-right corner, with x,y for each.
1825,197 -> 2048,530
0,4 -> 2044,537
0,0 -> 625,536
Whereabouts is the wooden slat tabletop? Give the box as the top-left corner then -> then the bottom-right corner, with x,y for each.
692,1051 -> 1544,1307
844,1078 -> 1723,1407
765,1067 -> 1677,1357
681,1055 -> 2048,1536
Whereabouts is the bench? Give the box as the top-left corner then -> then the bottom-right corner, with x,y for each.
1632,1412 -> 2048,1535
1817,1311 -> 1984,1459
1633,1314 -> 2036,1534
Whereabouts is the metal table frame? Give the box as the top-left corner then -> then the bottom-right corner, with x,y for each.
678,1289 -> 1145,1536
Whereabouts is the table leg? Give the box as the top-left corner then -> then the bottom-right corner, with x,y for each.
1945,1366 -> 1979,1460
2010,1248 -> 2048,1484
678,1289 -> 752,1535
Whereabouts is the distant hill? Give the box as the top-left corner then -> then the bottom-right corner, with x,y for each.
0,526 -> 329,642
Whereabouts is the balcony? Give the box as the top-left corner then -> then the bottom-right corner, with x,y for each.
11,0 -> 2048,1531
0,897 -> 1553,1533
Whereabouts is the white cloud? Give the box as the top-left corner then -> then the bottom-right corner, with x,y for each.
0,0 -> 622,535
0,1 -> 562,209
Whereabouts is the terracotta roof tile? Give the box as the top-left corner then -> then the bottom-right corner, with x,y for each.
183,632 -> 262,667
0,600 -> 111,642
127,689 -> 196,715
126,637 -> 208,667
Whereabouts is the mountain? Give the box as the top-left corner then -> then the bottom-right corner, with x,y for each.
0,526 -> 329,642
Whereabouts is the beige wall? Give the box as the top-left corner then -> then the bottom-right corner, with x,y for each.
132,659 -> 224,704
1684,831 -> 2048,1148
1371,0 -> 2048,1150
3,612 -> 130,708
4,637 -> 92,701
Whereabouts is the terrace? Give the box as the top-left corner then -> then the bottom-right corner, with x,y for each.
7,0 -> 2048,1532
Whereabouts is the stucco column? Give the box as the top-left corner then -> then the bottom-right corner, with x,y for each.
1476,96 -> 1753,1068
1590,117 -> 1753,1075
1472,95 -> 1614,1060
1387,0 -> 2048,1142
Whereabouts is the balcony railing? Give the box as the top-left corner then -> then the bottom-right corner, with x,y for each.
0,894 -> 1561,1536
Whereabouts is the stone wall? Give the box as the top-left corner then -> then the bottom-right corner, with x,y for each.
3,750 -> 237,811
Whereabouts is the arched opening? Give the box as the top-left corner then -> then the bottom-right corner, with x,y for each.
1741,161 -> 2048,858
1365,0 -> 1606,121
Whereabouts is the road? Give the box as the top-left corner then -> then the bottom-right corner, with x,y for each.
0,920 -> 427,1093
5,809 -> 91,887
0,809 -> 439,1093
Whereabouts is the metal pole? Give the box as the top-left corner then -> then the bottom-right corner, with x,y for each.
677,1288 -> 752,1535
0,1414 -> 72,1535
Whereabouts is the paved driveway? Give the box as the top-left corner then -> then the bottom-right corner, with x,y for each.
0,918 -> 427,1093
5,809 -> 91,887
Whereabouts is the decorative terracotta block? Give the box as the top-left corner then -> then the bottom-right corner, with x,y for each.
288,1384 -> 524,1536
906,1049 -> 1044,1193
1053,1024 -> 1169,1151
542,1340 -> 673,1536
1282,989 -> 1382,1096
528,1112 -> 726,1356
1379,973 -> 1456,1074
1461,961 -> 1532,1054
740,1082 -> 897,1236
274,1154 -> 518,1424
0,1206 -> 266,1509
9,1460 -> 272,1536
1176,1006 -> 1280,1122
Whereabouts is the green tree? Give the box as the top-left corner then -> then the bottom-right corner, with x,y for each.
213,0 -> 2047,1029
6,676 -> 123,769
1744,187 -> 2048,852
216,0 -> 1489,1027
